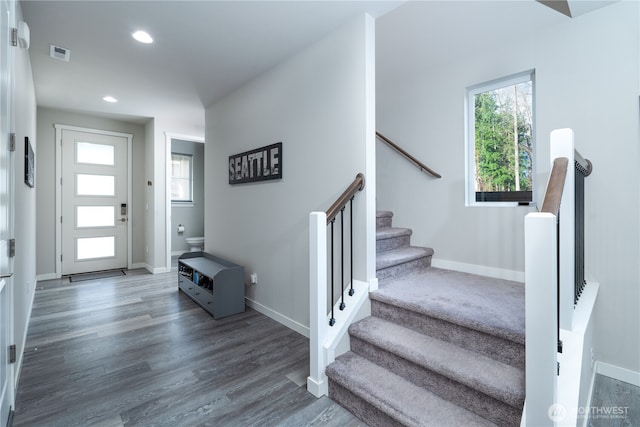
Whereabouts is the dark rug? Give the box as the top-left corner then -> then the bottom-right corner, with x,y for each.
68,269 -> 126,282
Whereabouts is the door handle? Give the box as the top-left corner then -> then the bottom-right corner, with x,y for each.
0,273 -> 13,279
120,218 -> 127,222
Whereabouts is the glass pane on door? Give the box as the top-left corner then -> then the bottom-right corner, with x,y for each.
77,236 -> 115,260
77,174 -> 115,196
77,142 -> 115,165
77,206 -> 115,228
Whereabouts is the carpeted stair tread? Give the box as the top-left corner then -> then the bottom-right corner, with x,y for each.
376,246 -> 434,270
376,227 -> 412,240
376,227 -> 413,253
349,316 -> 524,408
371,267 -> 525,345
326,352 -> 496,427
376,210 -> 394,230
376,210 -> 393,220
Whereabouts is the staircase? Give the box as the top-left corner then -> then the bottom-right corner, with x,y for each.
325,211 -> 525,426
375,211 -> 434,282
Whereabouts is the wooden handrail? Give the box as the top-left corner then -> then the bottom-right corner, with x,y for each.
326,173 -> 365,224
376,131 -> 442,178
541,157 -> 569,215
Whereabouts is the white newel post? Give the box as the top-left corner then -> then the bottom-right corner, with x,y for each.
549,128 -> 575,331
525,212 -> 559,427
307,211 -> 328,397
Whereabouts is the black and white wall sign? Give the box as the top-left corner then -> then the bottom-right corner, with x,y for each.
229,142 -> 282,185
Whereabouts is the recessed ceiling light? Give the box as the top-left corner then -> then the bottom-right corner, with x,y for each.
132,30 -> 153,44
102,96 -> 118,103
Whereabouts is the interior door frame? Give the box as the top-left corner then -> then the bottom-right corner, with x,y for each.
0,0 -> 15,420
164,132 -> 204,270
55,124 -> 133,278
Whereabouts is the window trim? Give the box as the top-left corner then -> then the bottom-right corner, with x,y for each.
465,69 -> 536,207
170,152 -> 193,204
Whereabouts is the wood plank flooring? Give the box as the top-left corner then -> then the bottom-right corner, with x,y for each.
12,269 -> 364,427
588,374 -> 640,427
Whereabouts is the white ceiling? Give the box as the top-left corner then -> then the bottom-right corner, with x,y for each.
21,1 -> 615,128
21,0 -> 402,126
376,0 -> 571,83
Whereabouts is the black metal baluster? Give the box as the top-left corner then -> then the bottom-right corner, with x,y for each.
340,208 -> 346,310
575,169 -> 579,303
329,220 -> 335,326
579,169 -> 586,299
575,168 -> 586,304
557,214 -> 563,355
349,196 -> 355,296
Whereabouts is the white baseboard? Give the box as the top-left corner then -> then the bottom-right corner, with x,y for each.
307,375 -> 328,398
14,278 -> 36,389
36,273 -> 58,281
144,264 -> 171,275
595,361 -> 640,387
431,258 -> 525,282
129,263 -> 146,270
245,297 -> 310,338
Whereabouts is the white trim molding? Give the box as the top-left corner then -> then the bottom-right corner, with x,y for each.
36,273 -> 57,282
164,132 -> 205,280
431,258 -> 525,283
144,264 -> 171,275
244,297 -> 309,338
596,362 -> 640,387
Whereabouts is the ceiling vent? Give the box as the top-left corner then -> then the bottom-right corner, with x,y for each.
49,44 -> 70,62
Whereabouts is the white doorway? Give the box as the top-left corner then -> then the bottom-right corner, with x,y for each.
165,132 -> 204,270
56,125 -> 132,276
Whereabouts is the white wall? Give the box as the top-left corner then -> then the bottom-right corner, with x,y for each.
377,2 -> 639,372
205,14 -> 375,333
35,108 -> 147,276
13,0 -> 37,385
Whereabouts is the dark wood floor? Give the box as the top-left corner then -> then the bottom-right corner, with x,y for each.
13,269 -> 364,427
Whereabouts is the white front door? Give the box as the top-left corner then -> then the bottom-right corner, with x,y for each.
61,129 -> 129,275
0,0 -> 14,423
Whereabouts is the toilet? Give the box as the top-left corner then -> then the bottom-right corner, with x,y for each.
185,237 -> 204,252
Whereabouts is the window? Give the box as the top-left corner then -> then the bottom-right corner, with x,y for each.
466,70 -> 535,205
171,153 -> 193,203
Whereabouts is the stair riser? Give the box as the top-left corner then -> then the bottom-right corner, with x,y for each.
377,255 -> 432,282
371,300 -> 524,369
376,216 -> 393,230
350,336 -> 523,426
328,380 -> 405,427
377,234 -> 411,253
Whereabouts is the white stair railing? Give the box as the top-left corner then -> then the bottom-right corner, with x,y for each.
307,174 -> 370,398
524,128 -> 592,426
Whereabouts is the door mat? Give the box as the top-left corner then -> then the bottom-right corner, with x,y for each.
68,269 -> 126,283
